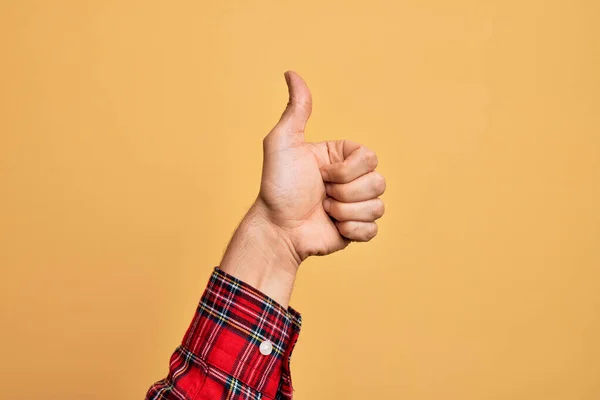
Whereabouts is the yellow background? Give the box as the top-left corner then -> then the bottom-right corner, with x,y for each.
1,1 -> 599,399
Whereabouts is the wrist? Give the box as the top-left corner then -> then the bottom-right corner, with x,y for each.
248,198 -> 302,268
219,199 -> 300,308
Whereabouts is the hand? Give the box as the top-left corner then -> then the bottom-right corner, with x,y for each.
257,71 -> 386,261
220,71 -> 386,307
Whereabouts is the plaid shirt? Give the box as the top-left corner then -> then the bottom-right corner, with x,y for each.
146,267 -> 302,400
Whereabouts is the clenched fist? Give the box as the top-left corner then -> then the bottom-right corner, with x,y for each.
257,71 -> 386,261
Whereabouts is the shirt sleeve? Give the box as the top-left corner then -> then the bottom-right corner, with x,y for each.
145,267 -> 302,400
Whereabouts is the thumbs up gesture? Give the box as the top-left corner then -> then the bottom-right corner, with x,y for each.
256,71 -> 386,261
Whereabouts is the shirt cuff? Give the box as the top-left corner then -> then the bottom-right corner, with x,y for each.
181,266 -> 302,399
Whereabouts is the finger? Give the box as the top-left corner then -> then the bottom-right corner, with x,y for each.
264,71 -> 312,151
325,171 -> 386,202
274,71 -> 312,133
334,220 -> 378,242
323,197 -> 385,222
320,145 -> 379,183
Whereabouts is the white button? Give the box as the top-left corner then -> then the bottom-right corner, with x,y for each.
259,340 -> 273,356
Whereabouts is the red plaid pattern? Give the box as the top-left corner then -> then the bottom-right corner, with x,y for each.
146,267 -> 302,400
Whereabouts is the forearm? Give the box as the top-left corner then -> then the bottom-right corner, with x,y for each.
219,199 -> 301,308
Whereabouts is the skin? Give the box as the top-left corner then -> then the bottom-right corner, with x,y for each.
220,71 -> 386,308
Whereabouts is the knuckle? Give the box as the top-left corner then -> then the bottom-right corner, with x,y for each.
336,185 -> 351,201
338,221 -> 352,237
366,223 -> 378,240
373,199 -> 385,218
349,188 -> 360,201
348,203 -> 360,219
336,164 -> 349,180
356,223 -> 377,242
334,185 -> 345,200
362,149 -> 379,170
300,99 -> 313,112
373,173 -> 386,195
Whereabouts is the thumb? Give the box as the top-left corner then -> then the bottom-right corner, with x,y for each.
273,71 -> 312,138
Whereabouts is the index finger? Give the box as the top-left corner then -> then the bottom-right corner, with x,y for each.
320,145 -> 379,183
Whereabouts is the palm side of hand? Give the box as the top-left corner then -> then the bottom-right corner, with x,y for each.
257,72 -> 385,261
259,142 -> 347,259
